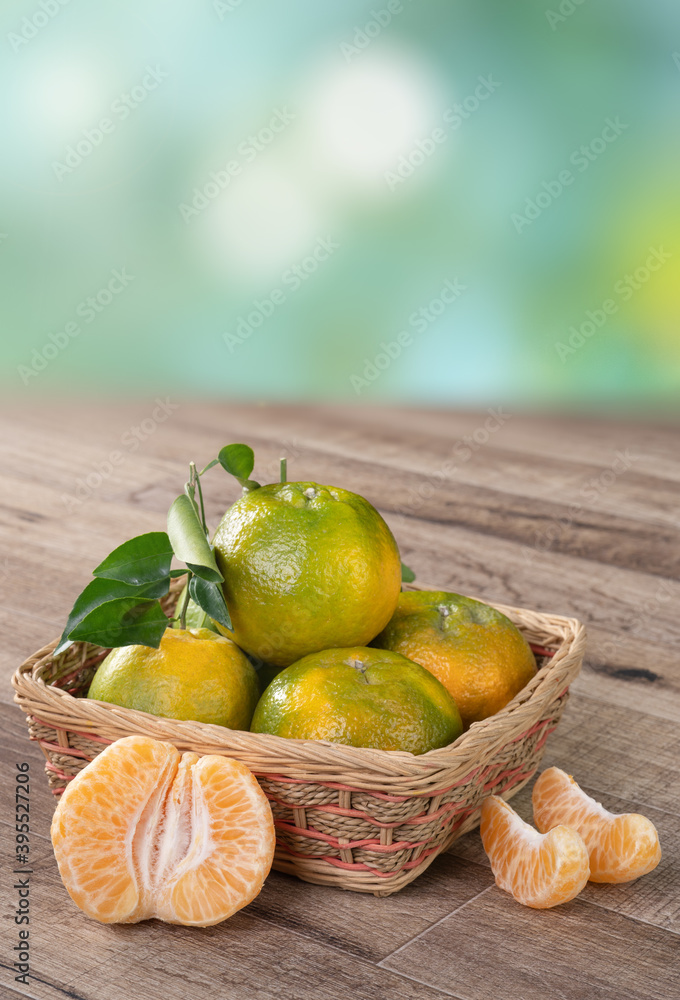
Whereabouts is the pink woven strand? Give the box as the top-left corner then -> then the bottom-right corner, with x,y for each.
45,763 -> 75,782
31,717 -> 113,745
36,739 -> 96,760
277,840 -> 448,877
274,818 -> 430,853
529,644 -> 555,658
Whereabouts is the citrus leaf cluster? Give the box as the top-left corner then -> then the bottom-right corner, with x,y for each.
56,442 -> 259,653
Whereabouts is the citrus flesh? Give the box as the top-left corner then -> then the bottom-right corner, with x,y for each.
480,794 -> 590,908
51,735 -> 275,925
250,646 -> 463,754
373,591 -> 536,728
211,482 -> 402,668
532,767 -> 661,883
87,628 -> 259,730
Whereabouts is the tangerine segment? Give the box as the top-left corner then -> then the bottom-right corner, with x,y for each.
51,736 -> 275,926
480,795 -> 590,908
532,767 -> 661,884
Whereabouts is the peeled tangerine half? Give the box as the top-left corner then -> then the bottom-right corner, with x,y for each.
51,736 -> 275,926
533,767 -> 661,884
480,795 -> 590,908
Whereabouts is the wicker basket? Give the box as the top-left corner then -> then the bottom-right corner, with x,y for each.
12,580 -> 585,896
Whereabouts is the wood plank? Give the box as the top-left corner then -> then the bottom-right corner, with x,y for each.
317,404 -> 680,483
249,855 -> 493,962
251,407 -> 680,532
150,405 -> 680,578
0,703 -> 55,828
539,693 -> 680,816
381,886 -> 680,1000
4,402 -> 679,548
2,857 -> 460,1000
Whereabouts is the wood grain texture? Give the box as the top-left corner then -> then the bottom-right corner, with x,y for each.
249,854 -> 494,962
381,887 -> 680,1000
1,401 -> 679,1000
3,854 -> 458,1000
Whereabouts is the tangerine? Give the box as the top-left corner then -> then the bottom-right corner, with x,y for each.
250,646 -> 463,754
480,794 -> 590,908
212,482 -> 402,667
373,591 -> 536,728
51,735 -> 275,925
532,767 -> 661,883
87,628 -> 259,730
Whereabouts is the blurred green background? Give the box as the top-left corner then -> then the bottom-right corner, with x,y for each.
1,0 -> 679,408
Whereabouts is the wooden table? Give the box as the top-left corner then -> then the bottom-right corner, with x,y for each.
2,401 -> 678,1000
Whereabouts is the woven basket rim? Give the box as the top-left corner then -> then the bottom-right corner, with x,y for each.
12,582 -> 586,786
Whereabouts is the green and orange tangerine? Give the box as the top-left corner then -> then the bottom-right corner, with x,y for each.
87,627 -> 259,730
212,482 -> 402,668
373,591 -> 536,728
250,646 -> 463,755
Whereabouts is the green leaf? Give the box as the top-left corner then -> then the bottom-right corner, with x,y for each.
218,443 -> 255,480
401,562 -> 416,583
185,562 -> 223,583
93,532 -> 173,586
69,598 -> 169,649
167,495 -> 223,583
199,458 -> 219,475
55,577 -> 170,656
169,569 -> 188,578
218,444 -> 261,490
189,575 -> 233,632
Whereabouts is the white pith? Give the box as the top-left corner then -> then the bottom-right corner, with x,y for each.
127,755 -> 215,918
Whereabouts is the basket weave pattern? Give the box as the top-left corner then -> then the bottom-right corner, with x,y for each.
12,583 -> 585,895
